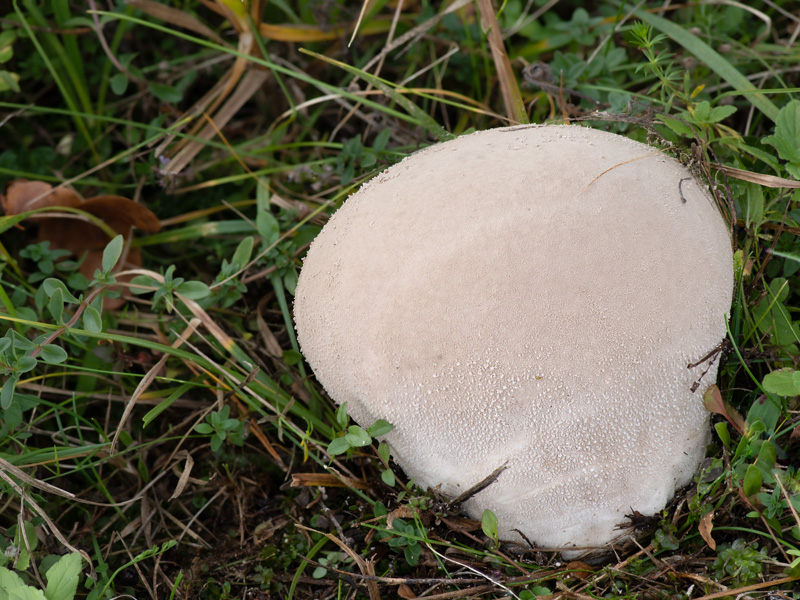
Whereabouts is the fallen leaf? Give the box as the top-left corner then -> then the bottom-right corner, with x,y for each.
3,180 -> 160,309
703,385 -> 745,435
79,196 -> 161,232
1,179 -> 81,214
565,561 -> 594,580
711,164 -> 800,188
398,583 -> 416,599
37,195 -> 159,258
38,196 -> 160,309
699,510 -> 716,550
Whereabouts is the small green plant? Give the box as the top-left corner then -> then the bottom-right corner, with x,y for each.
326,402 -> 394,459
194,405 -> 246,452
667,100 -> 738,140
381,518 -> 423,566
653,522 -> 680,551
0,521 -> 37,570
1,236 -> 128,412
206,237 -> 253,309
19,241 -> 85,288
0,552 -> 83,600
519,586 -> 552,600
376,438 -> 395,486
711,539 -> 768,586
0,327 -> 66,409
762,100 -> 800,179
334,130 -> 392,185
0,29 -> 19,93
0,521 -> 85,599
130,264 -> 210,313
627,21 -> 684,111
762,369 -> 800,397
481,508 -> 499,546
326,403 -> 397,485
370,499 -> 435,568
310,551 -> 353,579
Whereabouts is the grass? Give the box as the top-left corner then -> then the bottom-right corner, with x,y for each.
0,0 -> 799,598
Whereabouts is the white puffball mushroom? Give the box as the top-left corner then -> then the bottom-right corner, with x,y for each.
294,124 -> 734,555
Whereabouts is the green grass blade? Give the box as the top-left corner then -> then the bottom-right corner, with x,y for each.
52,0 -> 91,113
16,0 -> 98,156
0,313 -> 332,438
90,10 -> 449,136
0,206 -> 118,238
288,536 -> 329,600
96,4 -> 136,116
134,221 -> 258,246
142,382 -> 196,428
300,48 -> 454,142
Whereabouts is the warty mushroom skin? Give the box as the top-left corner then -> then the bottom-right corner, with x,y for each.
294,124 -> 734,554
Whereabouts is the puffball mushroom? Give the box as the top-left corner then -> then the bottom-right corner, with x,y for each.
294,124 -> 733,555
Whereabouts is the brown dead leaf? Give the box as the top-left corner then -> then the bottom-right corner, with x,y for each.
37,196 -> 159,258
168,452 -> 195,501
3,180 -> 160,310
565,561 -> 594,580
712,164 -> 800,188
1,180 -> 81,214
78,196 -> 161,233
699,510 -> 716,550
37,195 -> 160,309
703,385 -> 745,435
398,583 -> 417,599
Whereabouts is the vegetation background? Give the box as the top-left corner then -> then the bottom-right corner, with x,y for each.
0,0 -> 799,598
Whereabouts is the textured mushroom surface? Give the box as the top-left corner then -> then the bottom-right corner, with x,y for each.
294,124 -> 733,554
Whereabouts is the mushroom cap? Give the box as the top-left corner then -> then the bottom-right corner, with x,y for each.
294,124 -> 733,554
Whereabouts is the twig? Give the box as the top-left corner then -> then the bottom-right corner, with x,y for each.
692,575 -> 800,600
448,462 -> 507,506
